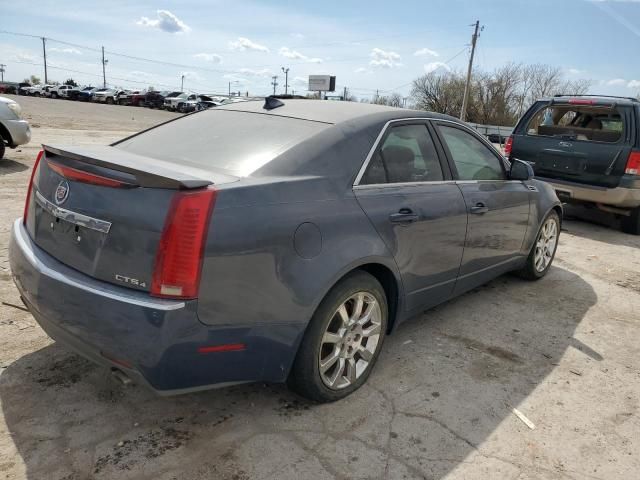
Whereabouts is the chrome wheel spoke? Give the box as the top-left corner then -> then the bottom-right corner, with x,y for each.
358,346 -> 374,362
534,218 -> 557,272
362,322 -> 381,338
346,358 -> 357,384
328,357 -> 346,387
351,293 -> 365,322
320,348 -> 340,373
336,304 -> 349,326
322,331 -> 342,345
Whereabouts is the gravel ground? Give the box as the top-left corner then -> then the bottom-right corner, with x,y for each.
0,96 -> 639,480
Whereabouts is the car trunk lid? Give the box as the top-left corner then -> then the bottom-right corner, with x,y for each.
25,145 -> 233,293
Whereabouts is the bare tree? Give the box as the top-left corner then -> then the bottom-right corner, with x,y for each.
411,63 -> 592,126
410,71 -> 466,117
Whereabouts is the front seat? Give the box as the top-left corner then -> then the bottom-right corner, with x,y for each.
381,145 -> 415,183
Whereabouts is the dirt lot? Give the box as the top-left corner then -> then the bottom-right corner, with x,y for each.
0,96 -> 639,480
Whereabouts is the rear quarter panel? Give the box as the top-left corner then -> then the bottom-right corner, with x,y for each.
197,177 -> 401,382
521,179 -> 563,254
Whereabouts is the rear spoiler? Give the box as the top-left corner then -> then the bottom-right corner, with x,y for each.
42,145 -> 224,189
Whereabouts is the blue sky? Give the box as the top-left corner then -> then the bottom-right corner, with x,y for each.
2,0 -> 640,99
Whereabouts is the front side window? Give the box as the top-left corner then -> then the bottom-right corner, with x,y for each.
438,125 -> 505,181
360,124 -> 443,185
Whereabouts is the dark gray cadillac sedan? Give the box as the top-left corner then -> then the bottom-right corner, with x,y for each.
9,98 -> 561,402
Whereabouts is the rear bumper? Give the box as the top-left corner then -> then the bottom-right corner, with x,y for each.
537,176 -> 640,209
8,219 -> 278,394
3,119 -> 31,147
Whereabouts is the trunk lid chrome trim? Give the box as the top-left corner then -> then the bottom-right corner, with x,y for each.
34,190 -> 112,234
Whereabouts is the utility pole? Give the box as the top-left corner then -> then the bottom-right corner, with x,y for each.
281,67 -> 289,95
0,64 -> 5,83
41,37 -> 48,84
460,20 -> 482,122
271,75 -> 278,95
343,86 -> 347,101
101,46 -> 108,88
181,75 -> 185,91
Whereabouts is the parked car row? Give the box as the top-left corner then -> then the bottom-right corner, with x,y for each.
11,83 -> 246,112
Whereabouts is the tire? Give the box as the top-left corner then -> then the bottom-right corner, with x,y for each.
0,134 -> 5,160
516,210 -> 560,280
106,97 -> 114,105
288,271 -> 388,403
51,93 -> 57,99
621,207 -> 640,235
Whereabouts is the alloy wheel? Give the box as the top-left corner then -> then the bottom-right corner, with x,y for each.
534,217 -> 558,272
318,292 -> 382,390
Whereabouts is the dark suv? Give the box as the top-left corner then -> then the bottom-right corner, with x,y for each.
507,95 -> 640,234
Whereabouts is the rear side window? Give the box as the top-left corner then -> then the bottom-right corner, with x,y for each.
526,104 -> 624,143
360,124 -> 443,184
115,110 -> 328,176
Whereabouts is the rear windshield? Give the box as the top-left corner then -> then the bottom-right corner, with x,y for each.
115,110 -> 329,176
525,104 -> 624,143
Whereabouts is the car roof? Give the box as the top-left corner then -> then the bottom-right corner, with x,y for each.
214,98 -> 451,125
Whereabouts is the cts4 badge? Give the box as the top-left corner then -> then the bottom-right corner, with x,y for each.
54,180 -> 70,205
114,274 -> 147,288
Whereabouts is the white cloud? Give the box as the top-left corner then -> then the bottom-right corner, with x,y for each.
239,68 -> 273,77
228,37 -> 269,53
606,78 -> 627,86
566,68 -> 585,75
292,76 -> 308,86
414,47 -> 439,57
50,47 -> 82,55
369,48 -> 402,68
137,10 -> 191,33
424,62 -> 452,73
193,53 -> 222,63
12,52 -> 38,63
278,47 -> 323,63
628,80 -> 640,89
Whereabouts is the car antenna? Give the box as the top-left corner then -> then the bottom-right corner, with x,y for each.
264,96 -> 284,110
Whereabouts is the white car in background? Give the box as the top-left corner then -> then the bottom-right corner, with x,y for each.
46,85 -> 73,99
0,96 -> 31,160
92,88 -> 123,104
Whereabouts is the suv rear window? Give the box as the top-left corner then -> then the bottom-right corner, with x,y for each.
526,104 -> 624,143
115,109 -> 328,176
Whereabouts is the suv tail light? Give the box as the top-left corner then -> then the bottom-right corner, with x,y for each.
504,136 -> 513,157
23,150 -> 44,225
151,187 -> 217,299
625,151 -> 640,175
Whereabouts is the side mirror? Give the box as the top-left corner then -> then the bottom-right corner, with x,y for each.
509,159 -> 534,181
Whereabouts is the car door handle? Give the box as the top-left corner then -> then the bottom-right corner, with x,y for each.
389,209 -> 419,224
470,203 -> 489,215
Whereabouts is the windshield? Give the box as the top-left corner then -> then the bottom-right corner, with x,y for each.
115,109 -> 329,176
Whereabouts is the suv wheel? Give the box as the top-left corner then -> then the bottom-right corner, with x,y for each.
289,271 -> 388,402
106,97 -> 114,105
51,92 -> 57,99
621,207 -> 640,235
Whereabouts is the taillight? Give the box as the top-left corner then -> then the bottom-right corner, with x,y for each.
47,160 -> 134,188
568,98 -> 596,105
626,151 -> 640,175
504,136 -> 513,157
23,150 -> 43,225
151,187 -> 217,299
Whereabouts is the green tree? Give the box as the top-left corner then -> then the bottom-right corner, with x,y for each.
64,78 -> 78,87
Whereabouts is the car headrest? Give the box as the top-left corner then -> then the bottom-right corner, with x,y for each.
382,145 -> 415,183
